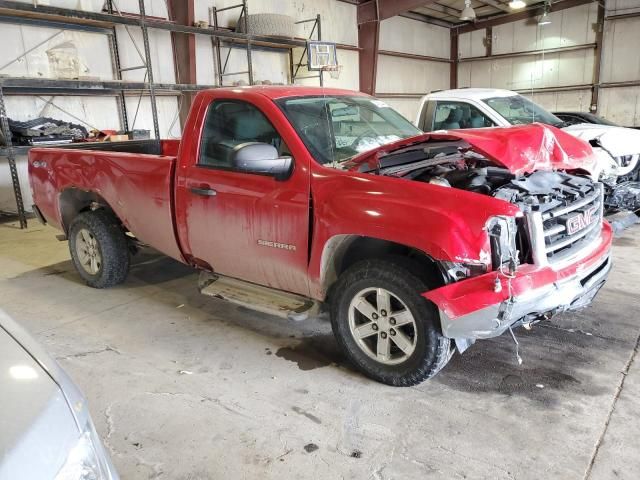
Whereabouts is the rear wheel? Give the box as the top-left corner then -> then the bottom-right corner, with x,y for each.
68,210 -> 130,288
331,258 -> 451,386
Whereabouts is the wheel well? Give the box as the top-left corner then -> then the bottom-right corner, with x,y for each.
59,188 -> 119,233
321,236 -> 445,300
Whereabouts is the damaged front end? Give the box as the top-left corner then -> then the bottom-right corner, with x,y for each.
593,147 -> 640,211
605,181 -> 640,212
586,130 -> 640,211
373,134 -> 613,352
424,230 -> 611,342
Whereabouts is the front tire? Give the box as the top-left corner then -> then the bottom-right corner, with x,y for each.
331,258 -> 451,386
68,210 -> 130,288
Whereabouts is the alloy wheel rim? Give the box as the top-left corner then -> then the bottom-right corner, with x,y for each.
348,287 -> 418,365
76,228 -> 102,275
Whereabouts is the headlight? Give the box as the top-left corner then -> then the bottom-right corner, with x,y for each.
617,153 -> 639,168
487,216 -> 518,274
55,421 -> 112,480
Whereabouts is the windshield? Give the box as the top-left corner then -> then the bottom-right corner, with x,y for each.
590,114 -> 618,126
276,95 -> 421,164
484,94 -> 563,127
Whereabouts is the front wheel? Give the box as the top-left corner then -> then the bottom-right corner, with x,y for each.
68,210 -> 130,288
331,259 -> 451,386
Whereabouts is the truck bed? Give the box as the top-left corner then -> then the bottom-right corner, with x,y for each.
28,139 -> 184,262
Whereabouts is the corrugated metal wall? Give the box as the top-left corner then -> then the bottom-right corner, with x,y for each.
600,0 -> 640,126
457,1 -> 640,127
376,16 -> 450,120
193,0 -> 359,89
458,3 -> 599,113
3,0 -> 640,213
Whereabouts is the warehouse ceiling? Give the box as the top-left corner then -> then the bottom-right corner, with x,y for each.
342,0 -> 553,27
411,0 -> 549,25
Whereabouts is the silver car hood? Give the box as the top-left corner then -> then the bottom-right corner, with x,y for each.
0,326 -> 79,479
562,123 -> 640,157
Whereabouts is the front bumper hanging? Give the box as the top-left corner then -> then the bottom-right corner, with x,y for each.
424,223 -> 613,341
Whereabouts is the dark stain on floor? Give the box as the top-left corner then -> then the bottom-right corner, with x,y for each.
435,322 -> 614,404
291,406 -> 322,424
275,335 -> 344,371
304,443 -> 319,453
129,252 -> 193,284
350,449 -> 363,458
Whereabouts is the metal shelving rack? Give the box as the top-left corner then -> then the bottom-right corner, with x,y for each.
0,0 -> 324,228
0,84 -> 26,228
210,1 -> 254,86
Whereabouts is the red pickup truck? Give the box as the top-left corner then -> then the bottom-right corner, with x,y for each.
28,86 -> 613,386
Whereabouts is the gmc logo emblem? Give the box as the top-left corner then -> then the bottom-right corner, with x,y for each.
566,206 -> 598,235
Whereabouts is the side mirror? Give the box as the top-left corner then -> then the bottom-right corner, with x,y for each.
231,142 -> 293,181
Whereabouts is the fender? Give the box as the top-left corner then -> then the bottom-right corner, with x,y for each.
307,165 -> 520,298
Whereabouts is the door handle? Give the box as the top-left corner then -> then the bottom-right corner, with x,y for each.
190,186 -> 217,197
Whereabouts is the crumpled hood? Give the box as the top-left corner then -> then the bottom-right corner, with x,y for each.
562,123 -> 640,157
346,123 -> 597,176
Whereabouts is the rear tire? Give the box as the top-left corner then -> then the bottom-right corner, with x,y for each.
68,210 -> 130,288
331,258 -> 451,386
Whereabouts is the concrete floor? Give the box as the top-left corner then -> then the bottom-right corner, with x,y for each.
1,218 -> 639,480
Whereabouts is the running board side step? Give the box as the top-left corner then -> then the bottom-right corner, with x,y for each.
198,272 -> 320,321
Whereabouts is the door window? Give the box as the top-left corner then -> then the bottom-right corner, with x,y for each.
198,100 -> 289,169
433,101 -> 495,130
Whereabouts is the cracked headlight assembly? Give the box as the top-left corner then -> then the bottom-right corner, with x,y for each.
487,215 -> 519,274
441,261 -> 487,282
55,421 -> 113,480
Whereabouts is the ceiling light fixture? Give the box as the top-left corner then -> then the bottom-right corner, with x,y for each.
460,0 -> 476,21
538,11 -> 551,25
508,0 -> 527,9
538,0 -> 552,26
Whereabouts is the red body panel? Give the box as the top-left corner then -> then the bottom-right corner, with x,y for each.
305,165 -> 519,298
28,147 -> 183,262
28,85 -> 608,307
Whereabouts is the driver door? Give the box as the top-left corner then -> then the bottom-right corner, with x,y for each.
178,99 -> 311,296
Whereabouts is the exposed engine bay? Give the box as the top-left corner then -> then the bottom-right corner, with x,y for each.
376,140 -> 603,266
377,141 -> 593,207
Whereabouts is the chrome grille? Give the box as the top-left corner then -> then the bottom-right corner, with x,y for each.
529,184 -> 604,265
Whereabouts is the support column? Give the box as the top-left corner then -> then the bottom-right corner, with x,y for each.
450,31 -> 458,89
357,0 -> 440,95
591,2 -> 605,112
168,0 -> 197,128
486,26 -> 493,57
358,19 -> 380,95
